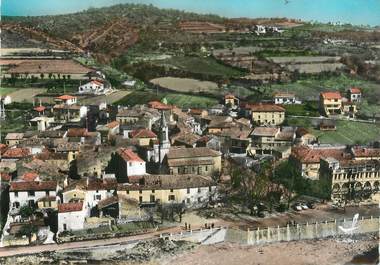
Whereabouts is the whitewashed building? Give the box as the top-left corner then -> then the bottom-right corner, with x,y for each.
9,181 -> 57,209
118,148 -> 146,177
78,80 -> 111,95
58,202 -> 87,232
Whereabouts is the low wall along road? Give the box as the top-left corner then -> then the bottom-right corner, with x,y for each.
225,216 -> 379,245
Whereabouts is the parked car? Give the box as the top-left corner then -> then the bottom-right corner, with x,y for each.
301,204 -> 309,210
293,204 -> 303,211
307,201 -> 316,209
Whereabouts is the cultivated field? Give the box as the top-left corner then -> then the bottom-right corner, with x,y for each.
154,56 -> 244,77
80,90 -> 131,105
150,77 -> 219,93
268,56 -> 341,64
285,63 -> 345,73
5,59 -> 92,75
115,90 -> 218,108
287,117 -> 380,144
4,88 -> 47,102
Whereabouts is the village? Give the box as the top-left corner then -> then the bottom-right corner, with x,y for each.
0,58 -> 379,249
0,2 -> 380,264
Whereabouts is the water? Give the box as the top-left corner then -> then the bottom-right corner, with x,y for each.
2,0 -> 380,26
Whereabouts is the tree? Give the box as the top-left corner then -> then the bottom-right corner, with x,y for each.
17,224 -> 38,241
19,205 -> 34,219
229,162 -> 271,215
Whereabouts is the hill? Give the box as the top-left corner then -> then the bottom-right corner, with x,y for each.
1,4 -> 225,62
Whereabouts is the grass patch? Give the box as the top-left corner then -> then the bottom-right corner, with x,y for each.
287,117 -> 380,145
260,74 -> 380,100
284,101 -> 319,117
0,87 -> 18,96
115,90 -> 218,108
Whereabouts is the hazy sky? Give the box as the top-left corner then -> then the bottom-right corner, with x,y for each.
2,0 -> 380,26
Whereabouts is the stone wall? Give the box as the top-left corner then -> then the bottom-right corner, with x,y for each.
225,216 -> 379,245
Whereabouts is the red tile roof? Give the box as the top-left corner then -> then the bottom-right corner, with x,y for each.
106,121 -> 119,129
189,108 -> 205,115
91,80 -> 104,86
58,202 -> 83,213
66,128 -> 87,137
34,106 -> 46,112
10,181 -> 57,191
224,94 -> 236,99
3,148 -> 30,158
350,87 -> 361,94
291,146 -> 350,164
118,148 -> 145,163
130,129 -> 157,139
247,103 -> 285,112
352,147 -> 380,158
56,95 -> 76,100
148,101 -> 173,110
87,178 -> 118,191
0,144 -> 8,155
321,91 -> 342,100
22,172 -> 39,181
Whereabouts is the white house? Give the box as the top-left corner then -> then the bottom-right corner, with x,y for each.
55,95 -> 77,105
274,92 -> 301,105
62,177 -> 117,209
122,80 -> 136,87
9,181 -> 57,209
78,80 -> 111,95
347,87 -> 362,102
58,202 -> 87,232
118,148 -> 146,177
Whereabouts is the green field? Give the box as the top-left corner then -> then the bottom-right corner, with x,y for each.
0,87 -> 18,96
154,56 -> 245,77
287,117 -> 380,145
263,74 -> 380,100
115,90 -> 218,108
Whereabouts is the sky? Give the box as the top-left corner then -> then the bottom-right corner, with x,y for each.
2,0 -> 380,26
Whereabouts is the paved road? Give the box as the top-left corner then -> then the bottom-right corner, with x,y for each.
0,222 -> 225,258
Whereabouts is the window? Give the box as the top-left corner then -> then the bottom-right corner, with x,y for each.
95,194 -> 101,200
46,191 -> 49,196
170,189 -> 173,193
205,166 -> 208,171
126,190 -> 129,194
28,191 -> 35,197
186,198 -> 190,204
129,162 -> 132,167
198,197 -> 202,203
152,189 -> 155,193
63,224 -> 67,231
139,190 -> 142,194
168,195 -> 175,201
187,188 -> 190,194
209,186 -> 212,192
14,192 -> 18,198
150,195 -> 155,202
198,188 -> 201,193
139,196 -> 143,203
13,202 -> 20,208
